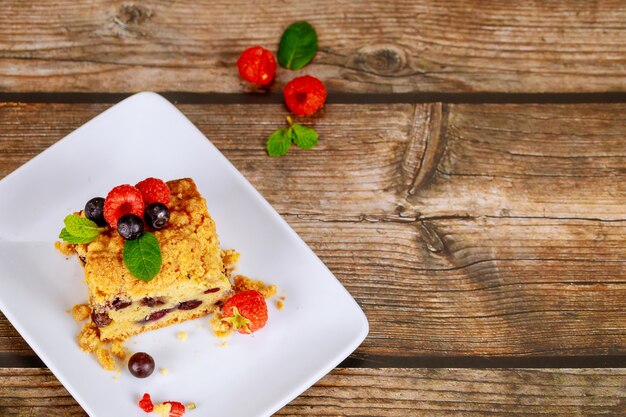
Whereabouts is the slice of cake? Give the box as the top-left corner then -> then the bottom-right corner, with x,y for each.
72,178 -> 232,342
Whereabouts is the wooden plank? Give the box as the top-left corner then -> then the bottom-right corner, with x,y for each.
2,217 -> 626,357
0,368 -> 624,416
1,102 -> 626,357
0,102 -> 416,217
409,103 -> 626,220
1,1 -> 626,93
291,217 -> 626,357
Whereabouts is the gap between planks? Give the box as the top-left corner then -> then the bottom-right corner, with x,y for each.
3,92 -> 626,105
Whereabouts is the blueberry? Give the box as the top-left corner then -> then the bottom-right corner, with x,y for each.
117,214 -> 144,240
128,352 -> 155,378
143,309 -> 169,322
84,197 -> 107,226
144,203 -> 170,230
178,300 -> 202,310
91,311 -> 112,327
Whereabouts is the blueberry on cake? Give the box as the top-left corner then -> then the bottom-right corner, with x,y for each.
57,178 -> 232,342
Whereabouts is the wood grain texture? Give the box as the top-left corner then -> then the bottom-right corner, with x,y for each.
0,368 -> 624,416
1,102 -> 626,358
1,1 -> 626,93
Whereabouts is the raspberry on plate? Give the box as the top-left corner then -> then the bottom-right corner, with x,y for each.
163,401 -> 186,417
135,177 -> 171,206
223,290 -> 268,334
283,75 -> 327,116
237,46 -> 277,86
103,185 -> 145,229
138,393 -> 154,413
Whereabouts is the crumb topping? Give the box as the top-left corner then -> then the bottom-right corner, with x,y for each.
72,304 -> 91,321
77,323 -> 101,353
221,249 -> 240,277
210,311 -> 234,338
55,240 -> 76,256
233,275 -> 277,299
96,347 -> 116,371
111,341 -> 127,359
82,179 -> 228,306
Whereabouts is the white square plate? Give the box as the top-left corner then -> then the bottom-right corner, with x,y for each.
0,92 -> 368,416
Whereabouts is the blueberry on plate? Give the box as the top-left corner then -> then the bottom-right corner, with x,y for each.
128,352 -> 155,378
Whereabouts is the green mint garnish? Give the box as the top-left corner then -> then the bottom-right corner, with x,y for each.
58,214 -> 104,244
291,123 -> 318,149
266,117 -> 319,157
123,232 -> 162,282
266,127 -> 292,157
278,21 -> 318,70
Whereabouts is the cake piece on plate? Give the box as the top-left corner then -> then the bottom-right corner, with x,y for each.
73,178 -> 232,342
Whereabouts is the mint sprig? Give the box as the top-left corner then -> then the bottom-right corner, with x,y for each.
123,232 -> 162,282
266,127 -> 292,157
278,21 -> 318,70
266,116 -> 319,157
58,214 -> 104,244
291,123 -> 318,149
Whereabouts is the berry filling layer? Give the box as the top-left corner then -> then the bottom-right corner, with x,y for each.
91,286 -> 231,341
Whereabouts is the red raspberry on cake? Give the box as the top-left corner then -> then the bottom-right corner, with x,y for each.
283,75 -> 327,116
103,185 -> 145,229
135,177 -> 171,206
237,46 -> 277,86
223,290 -> 268,334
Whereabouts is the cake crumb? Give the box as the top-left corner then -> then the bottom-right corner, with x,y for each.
277,299 -> 284,310
177,331 -> 188,342
219,341 -> 228,347
160,368 -> 169,376
111,340 -> 127,359
210,311 -> 233,338
96,347 -> 116,371
233,275 -> 277,299
77,323 -> 101,353
187,402 -> 197,410
153,403 -> 172,417
71,304 -> 91,321
55,240 -> 76,255
221,249 -> 240,277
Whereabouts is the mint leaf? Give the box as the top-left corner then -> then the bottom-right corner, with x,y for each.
58,214 -> 104,244
266,127 -> 292,157
64,215 -> 103,239
58,227 -> 98,244
291,123 -> 318,149
123,232 -> 162,282
278,21 -> 318,70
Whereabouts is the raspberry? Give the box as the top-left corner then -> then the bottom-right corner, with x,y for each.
163,401 -> 186,417
103,184 -> 145,229
138,393 -> 154,413
283,75 -> 327,116
135,177 -> 171,206
223,290 -> 268,334
237,46 -> 277,86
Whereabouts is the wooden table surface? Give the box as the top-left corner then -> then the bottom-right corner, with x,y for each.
1,1 -> 626,416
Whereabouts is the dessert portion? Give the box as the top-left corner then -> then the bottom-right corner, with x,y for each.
61,178 -> 232,342
58,176 -> 279,376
